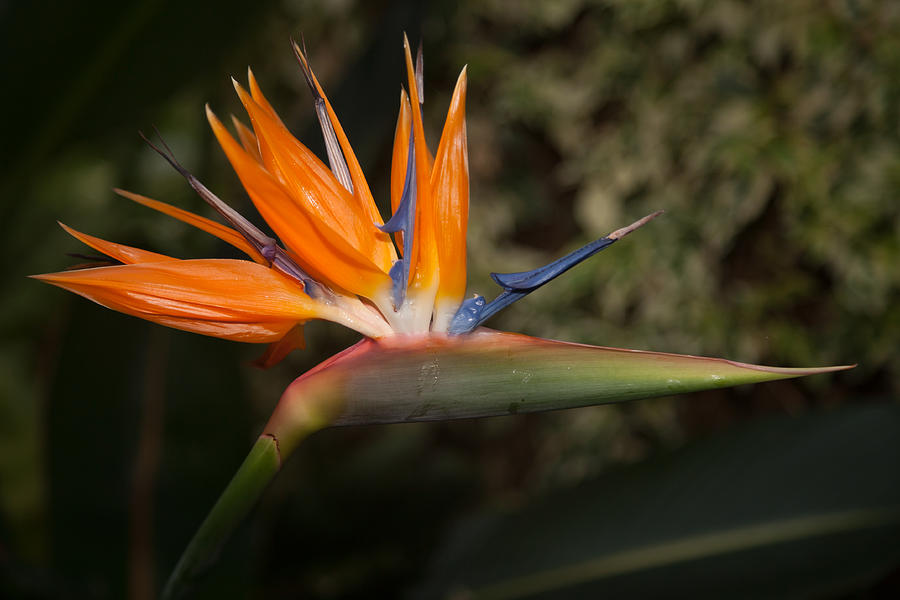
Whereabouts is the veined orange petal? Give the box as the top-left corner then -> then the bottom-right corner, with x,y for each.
230,115 -> 263,163
241,71 -> 279,175
247,68 -> 286,125
390,89 -> 412,254
59,222 -> 176,264
430,67 -> 469,325
145,316 -> 292,340
403,35 -> 440,301
33,259 -> 333,343
291,42 -> 392,233
233,81 -> 394,272
238,79 -> 353,230
114,189 -> 264,263
207,107 -> 392,299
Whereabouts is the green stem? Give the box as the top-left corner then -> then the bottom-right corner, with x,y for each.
161,351 -> 347,599
161,435 -> 281,600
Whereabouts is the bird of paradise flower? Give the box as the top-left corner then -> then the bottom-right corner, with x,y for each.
34,36 -> 852,597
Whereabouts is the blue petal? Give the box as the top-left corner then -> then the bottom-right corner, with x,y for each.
448,291 -> 530,335
448,294 -> 485,334
491,236 -> 616,291
449,236 -> 619,334
378,127 -> 416,308
450,211 -> 662,334
387,260 -> 407,311
378,144 -> 415,237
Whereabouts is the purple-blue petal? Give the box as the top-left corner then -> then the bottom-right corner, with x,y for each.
491,236 -> 617,291
450,235 -> 621,334
378,127 -> 417,308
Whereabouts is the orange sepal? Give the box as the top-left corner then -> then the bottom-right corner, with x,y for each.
32,259 -> 331,343
230,115 -> 263,163
236,79 -> 355,229
402,35 -> 439,296
430,67 -> 469,309
114,189 -> 264,263
253,323 -> 306,368
232,80 -> 393,272
247,68 -> 286,125
291,43 -> 390,232
59,222 -> 176,265
207,107 -> 392,299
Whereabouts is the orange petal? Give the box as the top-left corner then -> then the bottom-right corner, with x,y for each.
291,42 -> 392,234
233,80 -> 393,272
230,115 -> 263,163
33,259 -> 331,343
59,222 -> 176,264
247,68 -> 286,125
238,77 -> 347,228
403,35 -> 439,300
390,89 -> 412,254
114,189 -> 264,263
239,78 -> 351,222
253,323 -> 306,368
207,107 -> 392,299
430,67 -> 469,319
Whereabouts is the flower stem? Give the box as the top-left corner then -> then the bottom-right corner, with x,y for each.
161,434 -> 281,600
162,346 -> 353,598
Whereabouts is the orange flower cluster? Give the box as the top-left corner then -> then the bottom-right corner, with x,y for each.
36,37 -> 468,365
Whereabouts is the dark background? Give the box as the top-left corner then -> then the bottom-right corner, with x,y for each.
1,1 -> 899,598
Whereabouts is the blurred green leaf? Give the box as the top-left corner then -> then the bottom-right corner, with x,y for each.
416,403 -> 900,599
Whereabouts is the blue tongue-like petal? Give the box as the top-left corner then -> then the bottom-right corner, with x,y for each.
378,126 -> 416,309
449,210 -> 663,334
490,236 -> 616,291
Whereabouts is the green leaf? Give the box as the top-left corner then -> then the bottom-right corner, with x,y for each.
415,404 -> 900,599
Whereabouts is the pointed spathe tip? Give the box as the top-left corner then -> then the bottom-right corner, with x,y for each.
725,361 -> 857,376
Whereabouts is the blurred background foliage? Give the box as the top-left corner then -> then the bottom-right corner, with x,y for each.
1,0 -> 898,598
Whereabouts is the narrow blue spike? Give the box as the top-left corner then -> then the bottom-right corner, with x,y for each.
491,236 -> 616,291
449,236 -> 618,332
378,127 -> 416,308
449,211 -> 664,334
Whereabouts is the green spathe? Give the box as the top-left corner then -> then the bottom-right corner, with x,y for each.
164,329 -> 852,598
266,329 -> 852,453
